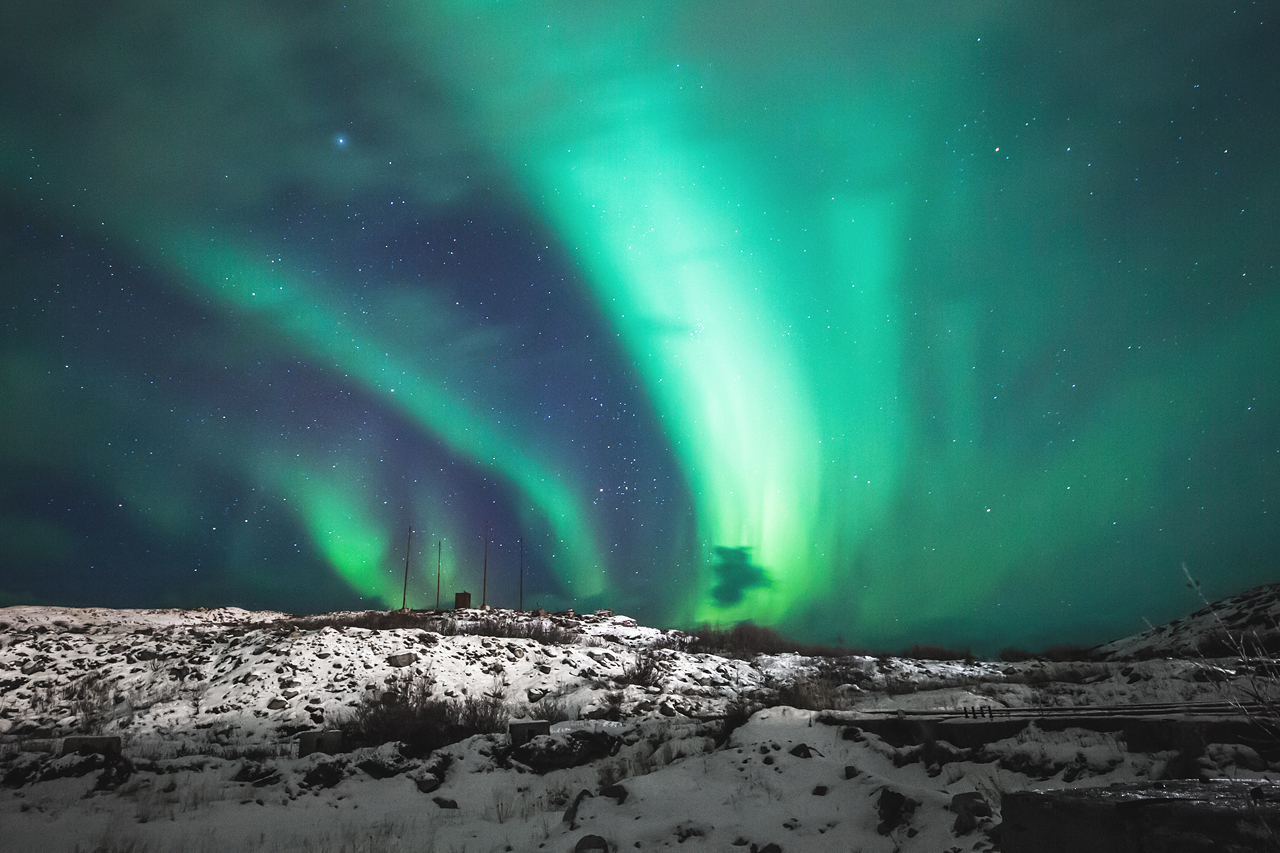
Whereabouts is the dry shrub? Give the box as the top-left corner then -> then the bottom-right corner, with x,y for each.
338,672 -> 508,757
288,611 -> 577,645
616,650 -> 662,688
688,622 -> 862,659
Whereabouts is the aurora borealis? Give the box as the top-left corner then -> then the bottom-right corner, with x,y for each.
2,2 -> 1277,654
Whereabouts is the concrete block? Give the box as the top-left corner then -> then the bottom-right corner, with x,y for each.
61,736 -> 121,757
509,719 -> 552,747
298,730 -> 344,757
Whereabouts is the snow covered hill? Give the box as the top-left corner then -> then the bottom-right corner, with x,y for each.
1095,581 -> 1280,661
1,594 -> 1278,852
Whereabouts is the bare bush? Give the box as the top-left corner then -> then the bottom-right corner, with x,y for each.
288,611 -> 578,645
616,649 -> 662,688
688,622 -> 865,659
529,692 -> 574,723
337,670 -> 510,757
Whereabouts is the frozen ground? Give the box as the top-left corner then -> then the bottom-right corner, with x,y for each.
2,588 -> 1279,853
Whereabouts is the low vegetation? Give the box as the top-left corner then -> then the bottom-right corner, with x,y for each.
290,611 -> 577,645
336,670 -> 509,758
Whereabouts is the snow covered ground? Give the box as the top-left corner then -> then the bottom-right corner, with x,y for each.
2,593 -> 1278,853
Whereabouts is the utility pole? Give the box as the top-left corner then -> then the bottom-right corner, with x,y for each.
481,521 -> 489,608
401,528 -> 412,611
435,539 -> 442,610
518,536 -> 523,612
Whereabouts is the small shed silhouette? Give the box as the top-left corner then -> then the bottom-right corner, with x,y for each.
298,730 -> 343,757
454,591 -> 472,610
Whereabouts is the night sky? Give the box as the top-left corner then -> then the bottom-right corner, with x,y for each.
2,1 -> 1277,654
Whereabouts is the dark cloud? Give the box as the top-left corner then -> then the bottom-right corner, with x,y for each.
709,547 -> 770,608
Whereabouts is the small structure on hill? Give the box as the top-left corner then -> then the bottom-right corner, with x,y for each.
298,730 -> 343,757
454,591 -> 472,610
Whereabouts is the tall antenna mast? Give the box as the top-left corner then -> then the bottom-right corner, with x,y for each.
481,521 -> 489,608
435,539 -> 442,610
518,536 -> 523,612
401,528 -> 412,611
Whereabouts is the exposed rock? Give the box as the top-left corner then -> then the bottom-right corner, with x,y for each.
950,790 -> 993,835
675,821 -> 711,841
232,761 -> 281,787
563,788 -> 593,829
301,759 -> 345,789
514,731 -> 619,774
412,773 -> 441,794
432,796 -> 458,809
574,834 -> 610,852
600,783 -> 628,804
875,787 -> 918,835
1002,780 -> 1280,853
357,756 -> 406,779
387,652 -> 417,667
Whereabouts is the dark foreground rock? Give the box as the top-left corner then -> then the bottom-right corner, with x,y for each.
1002,780 -> 1280,853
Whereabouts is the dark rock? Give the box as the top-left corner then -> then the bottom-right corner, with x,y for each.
413,774 -> 442,794
93,754 -> 134,791
844,765 -> 860,779
233,761 -> 280,787
1002,780 -> 1280,853
2,756 -> 43,788
432,796 -> 459,809
788,743 -> 815,758
514,731 -> 619,774
387,652 -> 418,667
812,785 -> 828,796
600,783 -> 628,804
574,835 -> 610,852
875,787 -> 918,835
675,822 -> 709,841
301,760 -> 345,789
950,791 -> 993,835
563,788 -> 593,829
357,756 -> 407,779
267,698 -> 287,710
756,844 -> 782,853
38,753 -> 105,782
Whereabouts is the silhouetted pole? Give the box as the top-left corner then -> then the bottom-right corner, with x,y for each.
435,540 -> 442,610
401,528 -> 412,611
518,537 -> 523,612
481,521 -> 489,608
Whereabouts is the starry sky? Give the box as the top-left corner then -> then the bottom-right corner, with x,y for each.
2,1 -> 1277,654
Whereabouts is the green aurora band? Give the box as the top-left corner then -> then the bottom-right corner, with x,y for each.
1,2 -> 1277,650
165,235 -> 610,603
392,2 -> 1279,642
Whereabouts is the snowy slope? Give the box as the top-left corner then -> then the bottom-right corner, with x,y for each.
1095,581 -> 1280,660
1,598 -> 1278,852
